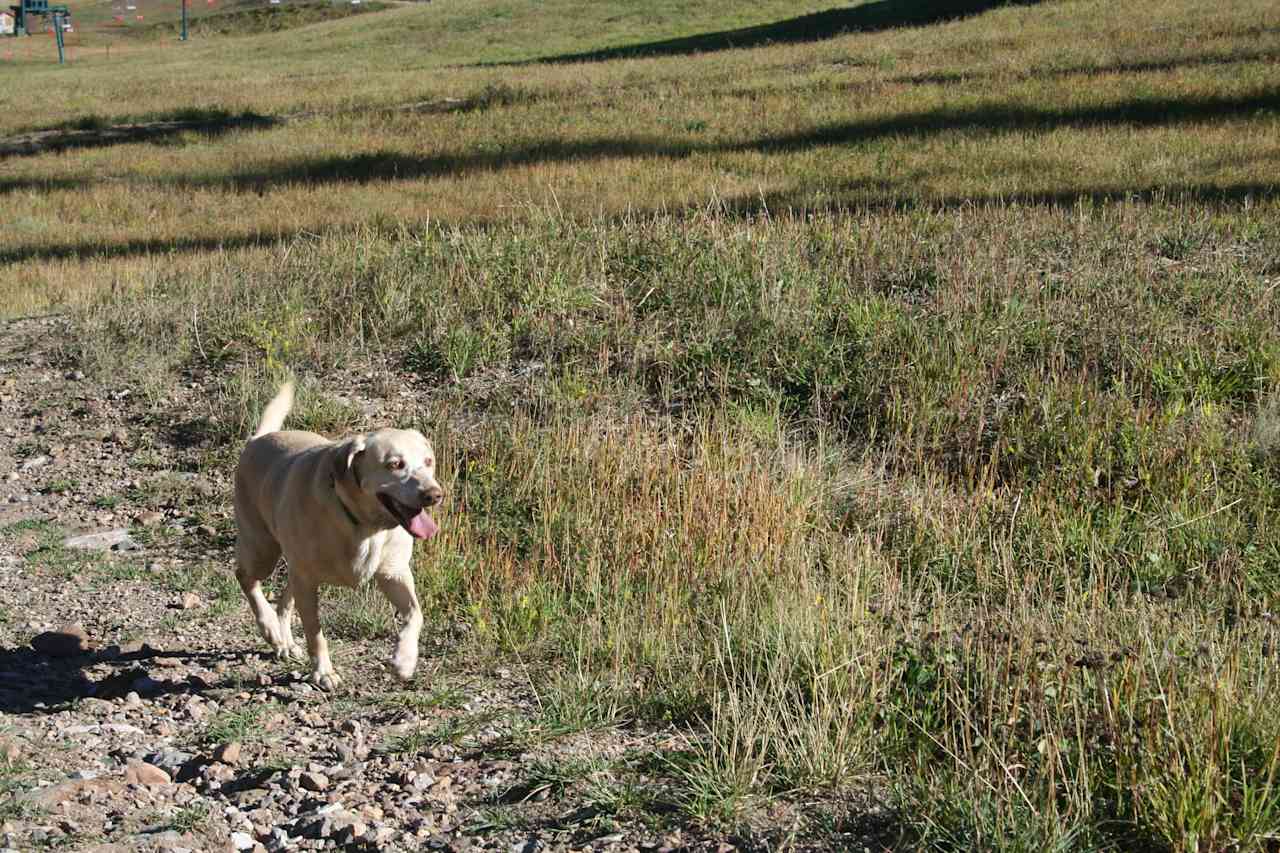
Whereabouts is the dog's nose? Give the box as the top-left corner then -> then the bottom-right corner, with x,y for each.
420,486 -> 444,507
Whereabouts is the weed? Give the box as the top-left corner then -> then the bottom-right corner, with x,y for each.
167,802 -> 210,834
374,686 -> 468,714
380,712 -> 501,755
200,704 -> 275,746
44,479 -> 76,495
466,806 -> 527,833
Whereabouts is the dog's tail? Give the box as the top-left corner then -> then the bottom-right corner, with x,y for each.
252,382 -> 295,439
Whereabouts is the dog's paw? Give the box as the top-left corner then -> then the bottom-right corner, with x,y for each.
391,649 -> 417,682
311,669 -> 343,691
273,642 -> 304,662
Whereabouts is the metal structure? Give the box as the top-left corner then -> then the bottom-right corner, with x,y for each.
7,0 -> 70,36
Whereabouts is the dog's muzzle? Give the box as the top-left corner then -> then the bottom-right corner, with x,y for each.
377,488 -> 442,539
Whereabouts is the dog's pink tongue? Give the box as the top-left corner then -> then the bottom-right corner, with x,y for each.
405,511 -> 438,540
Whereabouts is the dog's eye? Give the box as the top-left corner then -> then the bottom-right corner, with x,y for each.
387,458 -> 405,471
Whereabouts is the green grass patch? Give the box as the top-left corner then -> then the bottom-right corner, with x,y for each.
199,702 -> 278,746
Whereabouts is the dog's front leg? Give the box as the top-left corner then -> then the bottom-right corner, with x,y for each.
376,569 -> 423,681
291,572 -> 342,690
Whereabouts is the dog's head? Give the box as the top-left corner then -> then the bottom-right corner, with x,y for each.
334,428 -> 443,539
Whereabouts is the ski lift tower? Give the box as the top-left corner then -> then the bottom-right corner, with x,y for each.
8,0 -> 72,62
8,0 -> 71,36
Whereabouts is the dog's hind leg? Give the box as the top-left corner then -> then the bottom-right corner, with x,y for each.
273,575 -> 302,661
291,571 -> 341,691
234,535 -> 292,657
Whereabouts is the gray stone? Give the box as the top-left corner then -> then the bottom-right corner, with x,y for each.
62,528 -> 139,551
144,750 -> 195,775
298,806 -> 361,840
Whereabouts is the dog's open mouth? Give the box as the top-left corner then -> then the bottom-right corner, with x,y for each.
377,494 -> 439,540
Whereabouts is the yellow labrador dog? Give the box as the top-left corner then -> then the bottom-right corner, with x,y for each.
233,383 -> 443,690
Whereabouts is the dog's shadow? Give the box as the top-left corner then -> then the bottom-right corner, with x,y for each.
0,638 -> 246,715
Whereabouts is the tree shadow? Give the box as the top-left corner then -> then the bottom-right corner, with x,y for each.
888,47 -> 1280,87
724,89 -> 1280,155
487,0 -> 1042,65
0,639 -> 244,715
0,176 -> 87,195
0,108 -> 280,159
0,229 -> 302,266
180,88 -> 1280,191
716,179 -> 1279,220
177,136 -> 689,193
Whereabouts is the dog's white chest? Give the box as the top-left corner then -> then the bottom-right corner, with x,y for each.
351,534 -> 385,586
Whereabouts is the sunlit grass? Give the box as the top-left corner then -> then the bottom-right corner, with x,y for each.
4,0 -> 1280,845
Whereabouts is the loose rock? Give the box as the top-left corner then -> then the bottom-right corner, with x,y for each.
31,624 -> 92,657
298,771 -> 329,793
124,761 -> 172,786
63,528 -> 139,552
214,741 -> 243,766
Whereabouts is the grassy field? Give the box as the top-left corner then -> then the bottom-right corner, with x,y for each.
5,0 -> 1280,847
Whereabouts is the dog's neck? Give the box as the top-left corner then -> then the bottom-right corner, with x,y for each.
331,468 -> 368,529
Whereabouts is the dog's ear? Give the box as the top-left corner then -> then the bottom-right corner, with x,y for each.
333,435 -> 367,482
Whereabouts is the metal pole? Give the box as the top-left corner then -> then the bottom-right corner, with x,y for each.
52,10 -> 63,62
180,0 -> 186,40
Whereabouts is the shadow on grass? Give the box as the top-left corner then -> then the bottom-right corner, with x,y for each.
0,176 -> 87,195
177,88 -> 1280,191
729,89 -> 1280,154
0,229 -> 304,265
0,108 -> 280,159
5,178 -> 1276,268
5,88 -> 1276,199
722,180 -> 1280,218
887,47 -> 1280,87
488,0 -> 1042,65
3,90 -> 1278,264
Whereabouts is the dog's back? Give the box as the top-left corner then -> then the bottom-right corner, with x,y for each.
236,382 -> 329,529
